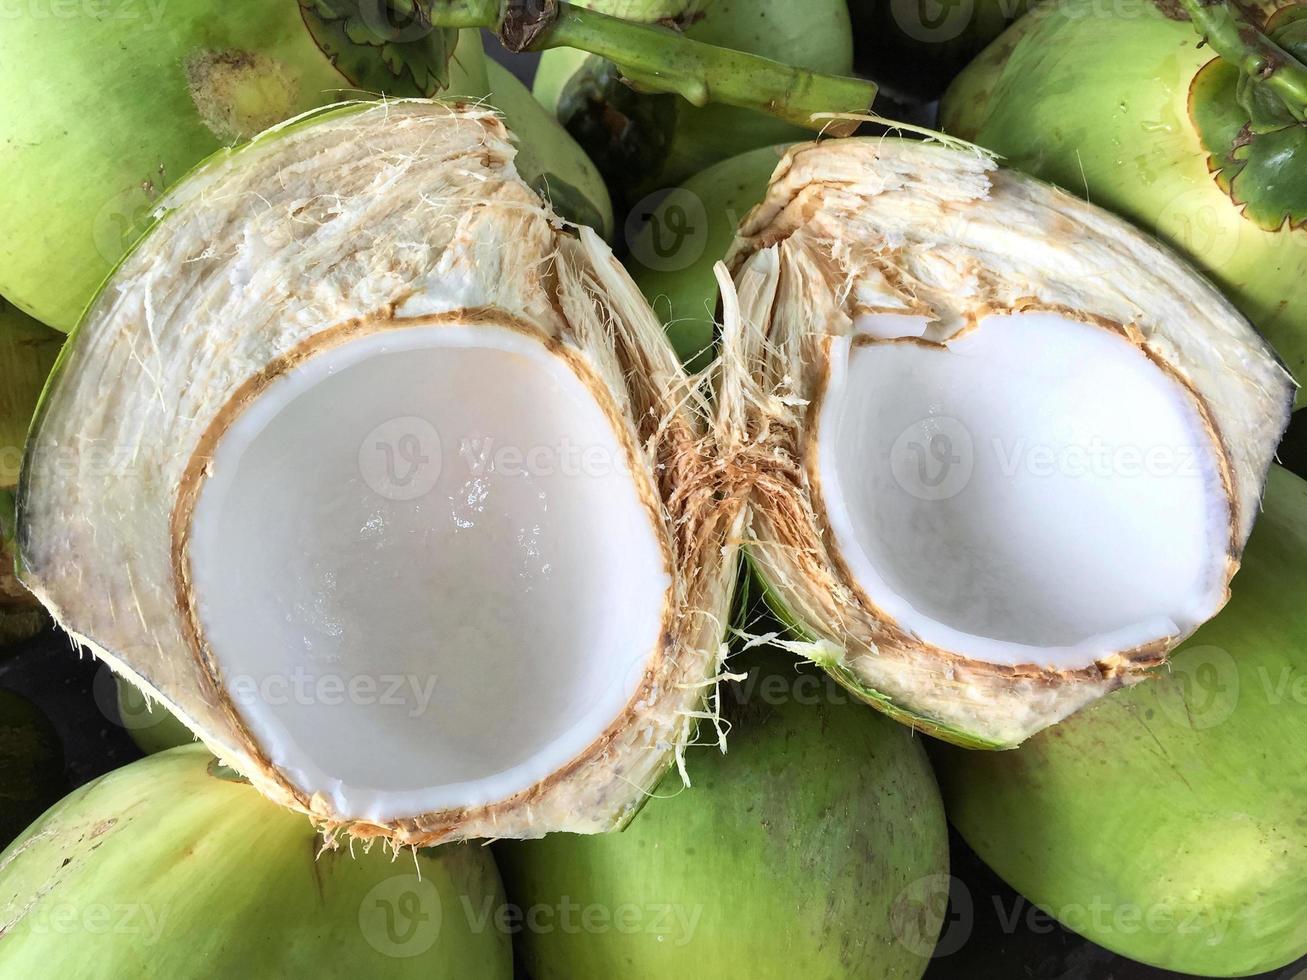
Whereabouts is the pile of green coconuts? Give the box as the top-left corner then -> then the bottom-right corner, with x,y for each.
0,1 -> 1303,978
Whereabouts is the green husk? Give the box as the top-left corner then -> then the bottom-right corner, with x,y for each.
0,690 -> 63,850
932,465 -> 1307,977
941,0 -> 1306,404
495,648 -> 949,979
627,144 -> 789,366
0,744 -> 512,976
0,4 -> 490,330
534,0 -> 854,203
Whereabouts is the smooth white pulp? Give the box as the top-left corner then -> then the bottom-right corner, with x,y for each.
188,322 -> 671,821
816,311 -> 1230,668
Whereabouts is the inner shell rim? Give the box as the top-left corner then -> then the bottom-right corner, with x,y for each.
171,313 -> 675,823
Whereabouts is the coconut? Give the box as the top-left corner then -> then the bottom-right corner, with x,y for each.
495,648 -> 949,979
0,690 -> 64,850
715,137 -> 1294,748
16,101 -> 742,846
932,465 -> 1307,977
0,3 -> 492,331
0,743 -> 511,976
0,302 -> 63,647
941,0 -> 1307,405
628,144 -> 791,366
533,0 -> 853,202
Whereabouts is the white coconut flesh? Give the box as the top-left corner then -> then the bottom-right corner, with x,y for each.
184,322 -> 672,821
815,310 -> 1232,669
16,103 -> 742,842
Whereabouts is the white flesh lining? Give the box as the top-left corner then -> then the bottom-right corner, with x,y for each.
187,323 -> 671,822
815,312 -> 1231,669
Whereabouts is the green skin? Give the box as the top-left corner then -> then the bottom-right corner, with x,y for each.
0,744 -> 512,977
0,304 -> 62,647
0,3 -> 490,332
0,690 -> 64,851
495,649 -> 949,980
534,0 -> 853,200
941,0 -> 1307,405
627,144 -> 788,366
485,60 -> 615,240
113,677 -> 195,756
932,466 -> 1307,978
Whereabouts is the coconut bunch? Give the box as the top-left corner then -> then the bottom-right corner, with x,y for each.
17,101 -> 744,845
711,137 -> 1294,748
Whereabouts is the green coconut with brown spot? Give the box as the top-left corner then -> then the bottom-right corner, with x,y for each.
941,0 -> 1307,405
0,690 -> 63,850
494,649 -> 950,980
0,302 -> 62,648
932,465 -> 1307,977
0,744 -> 512,977
0,2 -> 491,331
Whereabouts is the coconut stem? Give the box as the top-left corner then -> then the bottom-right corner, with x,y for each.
425,0 -> 876,133
1180,0 -> 1307,121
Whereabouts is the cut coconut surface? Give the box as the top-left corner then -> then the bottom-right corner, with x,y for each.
718,138 -> 1294,748
18,101 -> 742,843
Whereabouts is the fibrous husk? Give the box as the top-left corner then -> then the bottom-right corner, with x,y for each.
17,101 -> 743,845
715,136 -> 1293,748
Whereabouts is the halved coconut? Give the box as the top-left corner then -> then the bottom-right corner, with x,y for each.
17,102 -> 742,844
717,138 -> 1294,748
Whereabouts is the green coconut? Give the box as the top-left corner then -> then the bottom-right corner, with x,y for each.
0,3 -> 491,331
627,144 -> 788,365
113,677 -> 195,756
0,744 -> 512,977
932,465 -> 1307,977
485,61 -> 614,240
941,0 -> 1306,405
494,649 -> 950,979
0,302 -> 62,647
0,689 -> 64,850
533,0 -> 853,202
